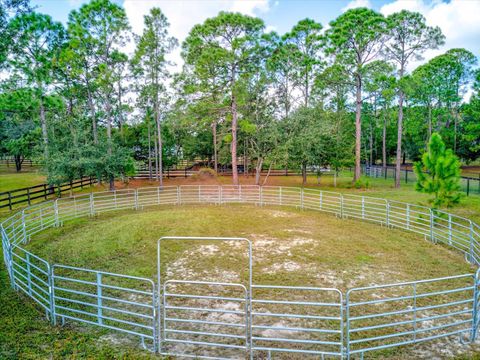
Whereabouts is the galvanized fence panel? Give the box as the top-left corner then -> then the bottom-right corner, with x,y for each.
251,285 -> 343,358
56,194 -> 93,222
346,274 -> 476,357
387,200 -> 432,238
342,195 -> 387,225
431,211 -> 478,264
91,190 -> 137,214
137,186 -> 178,208
1,212 -> 24,246
262,186 -> 301,208
52,265 -> 157,351
3,185 -> 480,358
22,202 -> 56,240
302,188 -> 342,216
10,246 -> 51,315
162,280 -> 249,359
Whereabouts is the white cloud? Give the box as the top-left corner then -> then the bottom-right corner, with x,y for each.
380,0 -> 480,71
341,0 -> 372,12
123,0 -> 271,73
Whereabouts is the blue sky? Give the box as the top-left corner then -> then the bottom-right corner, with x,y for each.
30,0 -> 480,72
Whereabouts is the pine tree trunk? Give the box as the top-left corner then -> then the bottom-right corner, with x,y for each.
105,100 -> 114,191
382,109 -> 387,173
231,92 -> 239,186
156,112 -> 163,186
395,62 -> 405,189
354,75 -> 362,182
212,121 -> 218,173
255,157 -> 263,185
262,162 -> 273,186
39,95 -> 48,159
148,120 -> 152,180
302,163 -> 307,185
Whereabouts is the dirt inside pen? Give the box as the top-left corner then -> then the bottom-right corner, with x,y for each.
26,204 -> 480,359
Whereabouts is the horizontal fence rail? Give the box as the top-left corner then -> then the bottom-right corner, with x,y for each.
364,165 -> 480,197
2,185 -> 480,358
0,176 -> 94,210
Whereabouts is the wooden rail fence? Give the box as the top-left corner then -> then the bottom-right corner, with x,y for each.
0,177 -> 94,210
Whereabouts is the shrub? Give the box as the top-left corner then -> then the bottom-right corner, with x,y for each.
414,133 -> 463,208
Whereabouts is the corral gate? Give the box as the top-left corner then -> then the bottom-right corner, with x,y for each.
156,236 -> 344,359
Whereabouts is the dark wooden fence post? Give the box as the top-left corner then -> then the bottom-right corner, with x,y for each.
8,192 -> 12,210
27,188 -> 31,205
467,178 -> 470,196
44,184 -> 48,200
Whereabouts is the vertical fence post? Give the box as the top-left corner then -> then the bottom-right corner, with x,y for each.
361,197 -> 365,219
406,204 -> 410,230
430,209 -> 435,243
470,221 -> 475,265
386,200 -> 390,227
44,184 -> 47,200
177,186 -> 180,205
54,200 -> 59,227
157,187 -> 160,205
300,188 -> 304,209
97,272 -> 103,325
412,283 -> 417,342
49,265 -> 56,325
405,170 -> 408,184
319,190 -> 323,210
27,188 -> 31,205
22,210 -> 27,243
26,252 -> 32,296
279,187 -> 282,206
340,194 -> 344,219
8,242 -> 15,289
260,186 -> 263,206
471,269 -> 479,341
467,179 -> 470,196
134,189 -> 139,210
89,193 -> 94,216
153,287 -> 159,353
448,214 -> 452,245
8,192 -> 12,210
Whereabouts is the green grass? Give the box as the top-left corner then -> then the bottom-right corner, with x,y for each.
2,173 -> 480,358
7,204 -> 478,358
0,171 -> 46,193
25,205 -> 473,288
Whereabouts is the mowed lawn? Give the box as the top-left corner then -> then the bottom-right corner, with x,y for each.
0,170 -> 46,193
1,203 -> 477,359
26,204 -> 474,288
2,173 -> 480,358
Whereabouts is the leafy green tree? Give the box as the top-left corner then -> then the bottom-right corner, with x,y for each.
384,10 -> 444,188
265,32 -> 299,118
67,0 -> 130,189
7,11 -> 65,159
364,60 -> 396,170
461,70 -> 480,161
0,84 -> 40,171
183,11 -> 264,185
0,0 -> 30,66
132,7 -> 177,184
414,133 -> 462,207
326,8 -> 387,182
282,18 -> 323,107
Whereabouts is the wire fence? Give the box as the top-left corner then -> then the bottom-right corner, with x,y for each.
2,185 -> 480,359
364,165 -> 480,196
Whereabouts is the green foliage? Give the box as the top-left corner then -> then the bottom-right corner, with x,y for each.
414,133 -> 463,207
